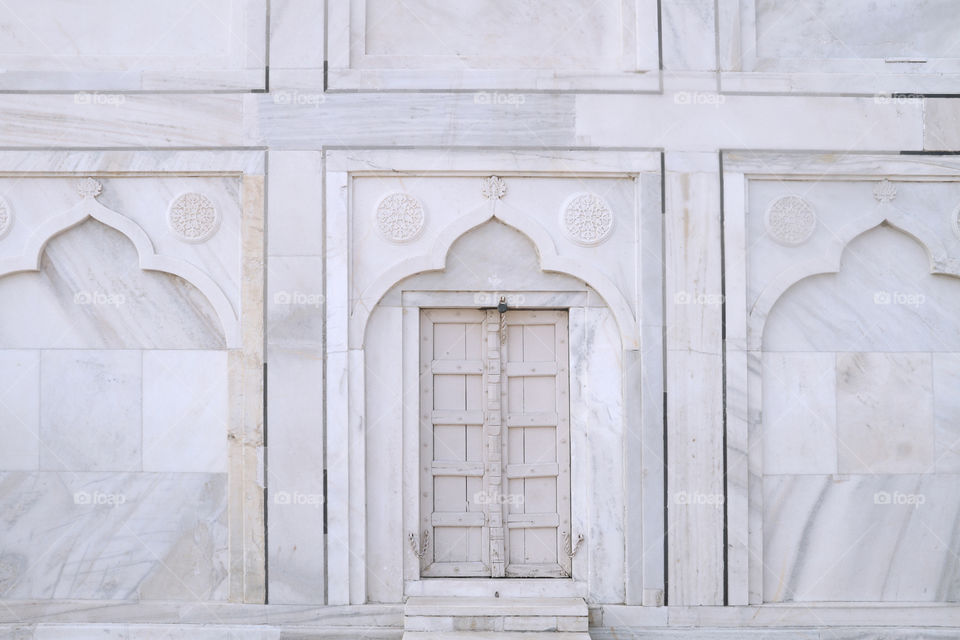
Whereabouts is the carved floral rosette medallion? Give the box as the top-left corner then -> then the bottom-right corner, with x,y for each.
873,179 -> 897,203
0,197 -> 11,239
764,195 -> 816,246
168,192 -> 220,243
375,192 -> 425,243
76,177 -> 103,199
560,193 -> 614,246
481,176 -> 507,200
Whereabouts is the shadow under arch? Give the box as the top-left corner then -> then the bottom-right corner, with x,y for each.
352,206 -> 640,350
0,196 -> 239,347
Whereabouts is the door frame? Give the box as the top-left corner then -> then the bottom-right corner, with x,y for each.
401,291 -> 589,597
417,307 -> 573,580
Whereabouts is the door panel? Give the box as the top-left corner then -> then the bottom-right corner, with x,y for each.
420,308 -> 570,578
420,309 -> 489,577
502,311 -> 570,578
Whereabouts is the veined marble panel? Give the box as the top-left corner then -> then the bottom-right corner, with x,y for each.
142,350 -> 228,474
0,0 -> 266,90
761,352 -> 837,476
762,225 -> 960,352
265,347 -> 326,605
0,471 -> 228,600
0,350 -> 40,471
0,221 -> 225,350
718,0 -> 960,93
836,352 -> 935,475
755,0 -> 957,61
933,354 -> 960,473
0,176 -> 242,324
764,474 -> 960,602
327,0 -> 659,90
38,350 -> 141,473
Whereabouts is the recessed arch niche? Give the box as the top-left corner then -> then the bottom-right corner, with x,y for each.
723,153 -> 960,606
363,219 -> 627,602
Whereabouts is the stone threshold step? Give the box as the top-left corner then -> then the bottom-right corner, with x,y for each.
404,633 -> 591,639
404,596 -> 588,617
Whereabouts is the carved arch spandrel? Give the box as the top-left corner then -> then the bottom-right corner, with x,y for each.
0,195 -> 240,347
350,206 -> 640,350
747,214 -> 960,350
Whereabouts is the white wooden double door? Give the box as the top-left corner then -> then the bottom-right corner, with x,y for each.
419,308 -> 571,578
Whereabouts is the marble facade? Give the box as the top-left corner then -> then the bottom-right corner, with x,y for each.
0,1 -> 959,638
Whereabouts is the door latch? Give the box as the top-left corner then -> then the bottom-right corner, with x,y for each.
408,530 -> 430,560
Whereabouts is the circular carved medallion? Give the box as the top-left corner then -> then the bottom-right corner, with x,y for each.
168,192 -> 220,243
376,192 -> 425,242
561,193 -> 614,246
765,196 -> 816,246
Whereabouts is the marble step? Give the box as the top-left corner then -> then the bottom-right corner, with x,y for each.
404,633 -> 591,639
405,596 -> 587,617
403,596 -> 589,636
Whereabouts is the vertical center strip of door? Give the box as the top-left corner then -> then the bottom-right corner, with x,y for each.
485,309 -> 506,577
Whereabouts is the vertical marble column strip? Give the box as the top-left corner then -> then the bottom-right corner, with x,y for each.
348,348 -> 366,603
722,171 -> 750,605
324,169 -> 351,605
746,348 -> 764,604
637,171 -> 666,606
228,173 -> 266,602
402,306 -> 421,585
664,152 -> 725,605
567,306 -> 589,585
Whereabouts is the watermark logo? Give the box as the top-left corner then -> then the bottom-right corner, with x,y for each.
674,291 -> 724,305
273,491 -> 324,507
673,91 -> 726,108
74,92 -> 126,107
474,292 -> 526,307
674,491 -> 724,506
474,92 -> 526,107
873,94 -> 923,106
272,90 -> 326,108
874,491 -> 925,506
873,290 -> 925,307
273,290 -> 324,308
473,490 -> 524,506
74,291 -> 125,307
74,491 -> 126,506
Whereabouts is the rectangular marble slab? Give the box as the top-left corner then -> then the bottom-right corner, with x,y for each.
0,0 -> 267,90
0,471 -> 228,600
39,350 -> 142,472
142,350 -> 228,473
0,350 -> 40,470
836,352 -> 934,475
933,353 -> 960,473
763,474 -> 960,602
327,0 -> 659,91
761,352 -> 837,476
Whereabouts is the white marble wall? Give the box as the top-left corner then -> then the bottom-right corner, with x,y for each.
0,0 -> 266,90
727,153 -> 960,605
4,1 -> 960,637
0,168 -> 253,605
